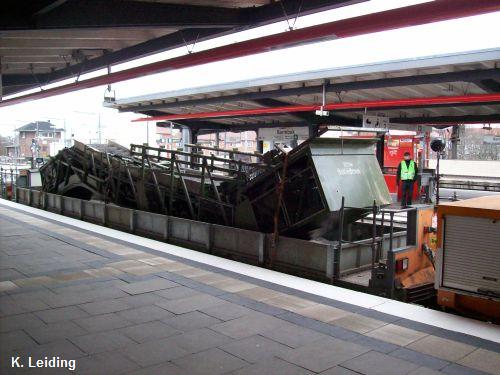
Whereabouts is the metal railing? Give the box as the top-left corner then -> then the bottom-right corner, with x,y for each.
333,197 -> 412,282
0,166 -> 20,201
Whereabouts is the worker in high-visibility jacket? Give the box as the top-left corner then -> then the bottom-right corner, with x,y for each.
396,151 -> 418,208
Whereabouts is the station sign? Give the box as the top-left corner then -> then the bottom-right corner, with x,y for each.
258,127 -> 309,142
362,115 -> 389,128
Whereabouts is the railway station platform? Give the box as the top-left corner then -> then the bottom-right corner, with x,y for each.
0,200 -> 499,375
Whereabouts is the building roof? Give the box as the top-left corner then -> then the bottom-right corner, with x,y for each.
16,121 -> 64,132
105,48 -> 500,132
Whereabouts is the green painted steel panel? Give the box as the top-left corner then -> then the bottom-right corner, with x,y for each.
309,138 -> 391,211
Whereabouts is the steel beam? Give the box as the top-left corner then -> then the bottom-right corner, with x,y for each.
118,69 -> 500,113
474,79 -> 500,93
1,28 -> 228,92
1,1 -> 360,96
390,114 -> 500,125
2,0 -> 499,107
1,0 -> 244,29
180,114 -> 500,132
243,0 -> 367,27
132,93 -> 500,122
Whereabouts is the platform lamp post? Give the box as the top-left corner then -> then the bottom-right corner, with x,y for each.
430,138 -> 446,205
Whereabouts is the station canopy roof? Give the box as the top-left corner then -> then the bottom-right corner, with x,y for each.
106,48 -> 500,133
0,0 -> 362,97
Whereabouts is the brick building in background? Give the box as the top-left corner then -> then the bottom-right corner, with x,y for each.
15,121 -> 64,158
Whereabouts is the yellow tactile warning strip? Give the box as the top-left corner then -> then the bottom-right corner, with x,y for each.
2,206 -> 500,375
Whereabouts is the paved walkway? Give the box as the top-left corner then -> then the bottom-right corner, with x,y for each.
0,205 -> 499,375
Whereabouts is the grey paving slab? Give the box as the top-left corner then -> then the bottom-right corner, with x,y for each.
218,291 -> 266,307
276,336 -> 370,373
277,311 -> 360,340
407,335 -> 476,362
395,319 -> 442,335
7,288 -> 60,302
119,277 -> 178,295
340,350 -> 420,375
118,321 -> 181,343
73,313 -> 133,332
78,298 -> 131,315
365,323 -> 428,346
116,291 -> 169,307
435,329 -> 500,353
0,295 -> 49,315
167,327 -> 233,353
172,347 -> 248,374
162,311 -> 222,331
125,362 -> 184,375
117,305 -> 174,324
70,331 -> 135,354
244,300 -> 290,316
39,291 -> 94,308
210,312 -> 290,339
69,351 -> 140,375
346,333 -> 400,354
121,337 -> 189,367
25,321 -> 88,344
457,348 -> 500,375
200,301 -> 254,321
288,303 -> 347,322
0,268 -> 26,281
408,367 -> 443,375
356,308 -> 402,323
389,348 -> 450,371
260,324 -> 330,349
155,294 -> 225,314
184,281 -> 227,296
232,356 -> 314,375
319,366 -> 366,374
219,334 -> 291,363
441,363 -> 492,375
18,339 -> 87,360
34,305 -> 90,323
238,286 -> 283,301
154,285 -> 202,300
0,330 -> 38,351
0,312 -> 45,333
331,313 -> 387,334
79,286 -> 129,301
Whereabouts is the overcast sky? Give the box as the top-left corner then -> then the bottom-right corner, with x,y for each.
0,0 -> 499,146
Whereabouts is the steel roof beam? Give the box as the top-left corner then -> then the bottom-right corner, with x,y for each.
32,0 -> 69,17
171,114 -> 500,133
474,79 -> 500,93
2,0 -> 499,108
118,68 -> 500,113
1,28 -> 228,92
1,0 -> 244,30
1,1 -> 360,96
391,114 -> 500,125
171,113 -> 358,129
251,98 -> 314,122
132,93 -> 500,122
243,0 -> 367,27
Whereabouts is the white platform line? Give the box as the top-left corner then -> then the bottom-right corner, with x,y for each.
1,199 -> 499,343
